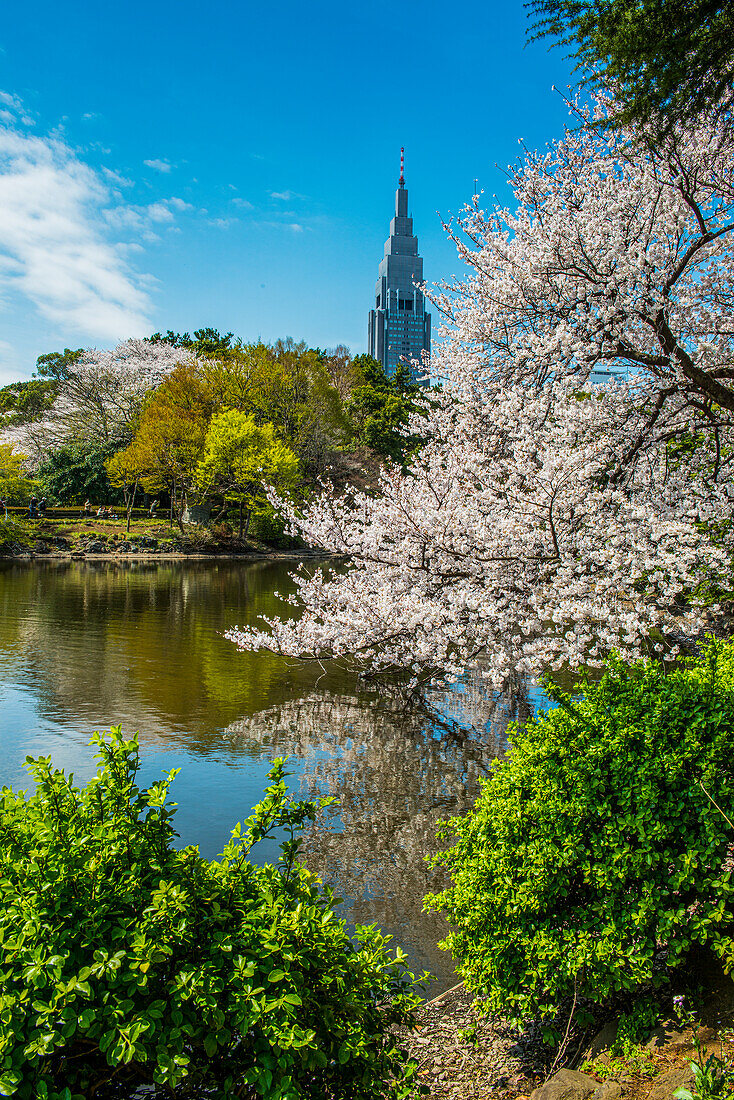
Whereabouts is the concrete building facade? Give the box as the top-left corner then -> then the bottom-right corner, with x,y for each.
368,151 -> 431,380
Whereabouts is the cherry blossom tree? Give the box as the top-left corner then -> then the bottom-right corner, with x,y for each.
435,93 -> 734,470
227,98 -> 734,688
1,339 -> 193,466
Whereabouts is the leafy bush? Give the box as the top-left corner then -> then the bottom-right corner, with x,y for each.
249,504 -> 303,549
426,642 -> 734,1028
0,517 -> 33,553
612,999 -> 660,1054
38,441 -> 125,506
0,730 -> 422,1099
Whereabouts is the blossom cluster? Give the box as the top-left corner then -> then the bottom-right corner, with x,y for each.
2,339 -> 193,466
227,98 -> 734,687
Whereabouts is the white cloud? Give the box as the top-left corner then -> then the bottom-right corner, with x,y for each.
146,202 -> 174,222
257,220 -> 309,233
104,196 -> 189,239
144,158 -> 173,173
101,166 -> 134,188
0,90 -> 35,127
0,117 -> 153,339
232,196 -> 253,210
270,190 -> 295,201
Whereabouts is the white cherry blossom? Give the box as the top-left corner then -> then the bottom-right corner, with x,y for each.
228,97 -> 734,687
2,339 -> 194,465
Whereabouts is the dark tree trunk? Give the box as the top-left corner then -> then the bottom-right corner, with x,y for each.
126,480 -> 138,534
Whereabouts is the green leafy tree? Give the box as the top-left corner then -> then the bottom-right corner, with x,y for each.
196,410 -> 301,539
0,729 -> 423,1099
200,340 -> 348,477
0,379 -> 58,426
38,441 -> 123,506
149,327 -> 235,358
346,355 -> 424,464
35,347 -> 84,381
0,444 -> 37,506
426,642 -> 734,1032
107,366 -> 212,530
151,336 -> 349,476
104,448 -> 142,533
528,0 -> 734,134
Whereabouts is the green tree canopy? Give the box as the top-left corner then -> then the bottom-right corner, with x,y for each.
200,339 -> 348,476
346,355 -> 424,464
149,327 -> 235,357
38,441 -> 123,506
107,364 -> 213,529
196,410 -> 301,539
528,0 -> 734,134
35,347 -> 84,381
0,378 -> 58,427
0,444 -> 38,504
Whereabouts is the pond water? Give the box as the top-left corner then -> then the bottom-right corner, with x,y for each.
0,558 -> 548,992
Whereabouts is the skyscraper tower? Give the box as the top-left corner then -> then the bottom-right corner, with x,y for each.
368,149 -> 431,380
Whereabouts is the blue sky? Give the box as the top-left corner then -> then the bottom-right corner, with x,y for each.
0,0 -> 575,384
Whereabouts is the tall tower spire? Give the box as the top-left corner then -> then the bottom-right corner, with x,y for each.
367,154 -> 431,382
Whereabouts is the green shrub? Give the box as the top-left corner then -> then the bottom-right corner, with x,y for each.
38,441 -> 124,507
612,998 -> 660,1054
425,642 -> 734,1029
0,517 -> 33,552
0,730 -> 422,1099
248,505 -> 303,549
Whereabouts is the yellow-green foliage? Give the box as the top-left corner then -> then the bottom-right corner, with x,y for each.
196,410 -> 300,528
0,444 -> 37,504
426,642 -> 734,1028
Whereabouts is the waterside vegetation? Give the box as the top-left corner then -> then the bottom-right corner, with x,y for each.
0,337 -> 425,549
2,3 -> 734,1097
0,732 -> 423,1100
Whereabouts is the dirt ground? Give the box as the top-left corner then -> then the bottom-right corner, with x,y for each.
400,956 -> 734,1100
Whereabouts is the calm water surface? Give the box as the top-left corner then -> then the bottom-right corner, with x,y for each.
0,558 -> 544,991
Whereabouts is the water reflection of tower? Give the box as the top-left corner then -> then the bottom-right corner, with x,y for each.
224,674 -> 530,989
367,148 -> 431,382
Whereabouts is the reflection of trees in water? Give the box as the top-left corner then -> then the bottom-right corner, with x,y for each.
0,560 -> 534,987
224,671 -> 531,986
0,560 -> 326,745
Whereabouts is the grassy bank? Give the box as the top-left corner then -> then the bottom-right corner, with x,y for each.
0,511 -> 295,556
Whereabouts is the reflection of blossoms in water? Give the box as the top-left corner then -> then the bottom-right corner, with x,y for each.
224,670 -> 531,988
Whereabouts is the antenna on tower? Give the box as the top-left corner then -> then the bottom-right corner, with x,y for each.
399,147 -> 405,187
